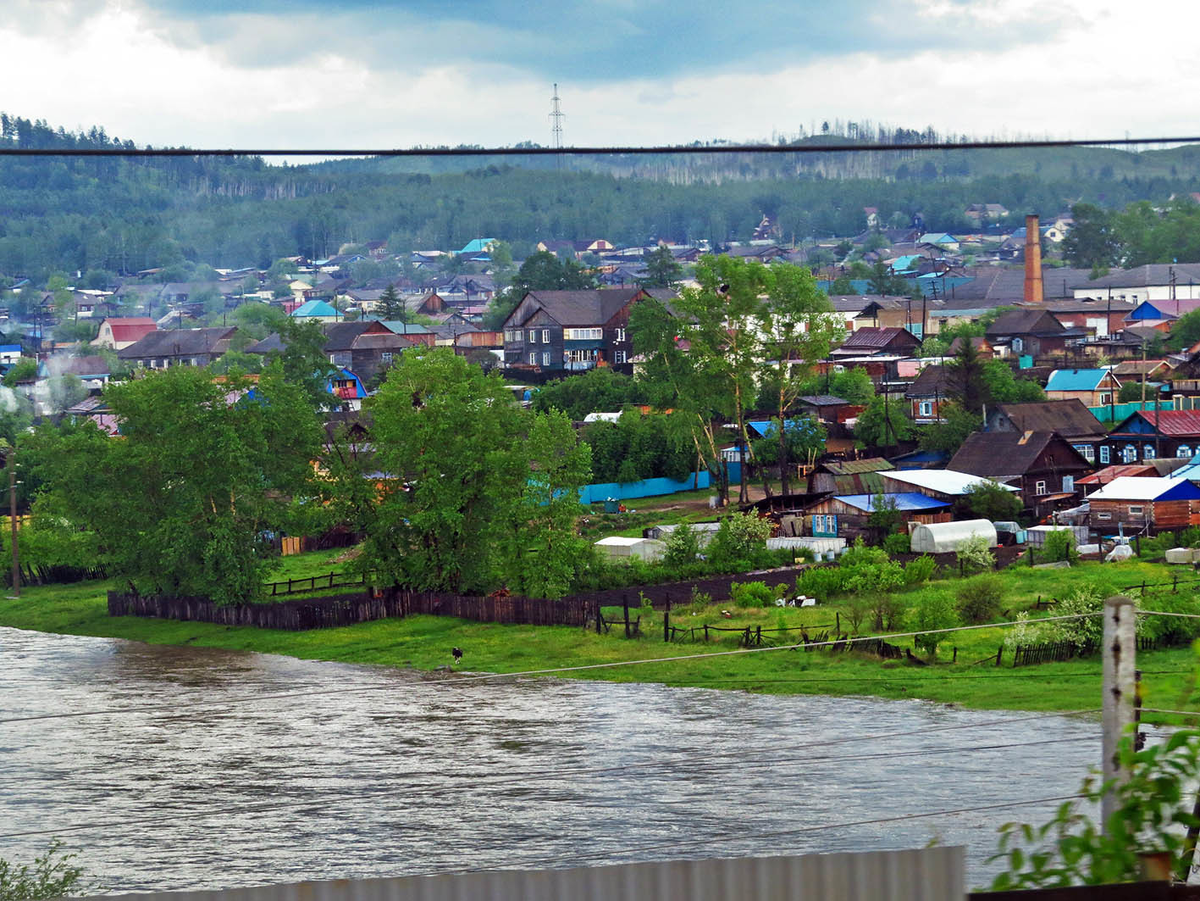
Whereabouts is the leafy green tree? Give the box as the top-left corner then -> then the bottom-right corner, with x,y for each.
639,245 -> 683,288
258,319 -> 339,412
662,524 -> 701,569
918,403 -> 981,455
39,364 -> 320,604
706,511 -> 773,572
1168,309 -> 1200,351
363,348 -> 525,593
866,261 -> 911,296
2,359 -> 36,387
1063,203 -> 1120,268
267,257 -> 299,282
866,492 -> 902,542
531,368 -> 645,420
0,840 -> 87,901
828,274 -> 856,295
957,479 -> 1022,522
854,394 -> 914,448
231,301 -> 287,340
907,593 -> 958,658
499,409 -> 592,598
1118,381 -> 1146,403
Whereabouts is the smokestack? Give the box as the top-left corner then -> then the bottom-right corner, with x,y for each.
1024,214 -> 1043,304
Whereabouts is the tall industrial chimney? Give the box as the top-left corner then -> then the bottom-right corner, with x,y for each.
1024,214 -> 1043,304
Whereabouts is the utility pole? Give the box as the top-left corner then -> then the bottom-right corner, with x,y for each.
7,447 -> 18,599
1101,595 -> 1136,829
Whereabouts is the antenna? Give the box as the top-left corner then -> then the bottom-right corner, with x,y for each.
549,83 -> 564,168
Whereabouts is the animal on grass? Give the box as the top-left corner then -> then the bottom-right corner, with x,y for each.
452,647 -> 463,665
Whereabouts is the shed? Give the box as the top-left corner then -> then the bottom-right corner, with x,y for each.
909,519 -> 998,554
593,536 -> 666,562
1086,476 -> 1200,533
643,522 -> 721,545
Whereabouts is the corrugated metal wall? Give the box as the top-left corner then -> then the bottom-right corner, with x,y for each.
80,847 -> 964,901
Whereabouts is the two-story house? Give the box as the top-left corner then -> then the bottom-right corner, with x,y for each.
117,327 -> 239,369
985,400 -> 1109,466
948,430 -> 1093,519
501,288 -> 648,374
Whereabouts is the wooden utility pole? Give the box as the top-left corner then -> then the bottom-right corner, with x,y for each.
1101,595 -> 1136,829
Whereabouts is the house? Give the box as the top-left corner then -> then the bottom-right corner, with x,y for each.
326,368 -> 367,412
796,395 -> 859,425
984,309 -> 1084,358
946,336 -> 994,358
0,345 -> 22,365
803,492 -> 950,539
806,458 -> 895,495
321,321 -> 412,383
1073,263 -> 1200,305
1103,409 -> 1200,465
1045,368 -> 1121,407
1077,463 -> 1159,495
92,317 -> 158,351
458,238 -> 498,256
1040,299 -> 1136,339
829,327 -> 921,359
986,400 -> 1109,465
501,288 -> 647,373
377,321 -> 437,348
948,430 -> 1092,518
117,327 -> 238,369
878,469 -> 1019,504
1087,477 -> 1200,533
37,355 -> 111,389
904,364 -> 954,423
64,395 -> 120,436
918,233 -> 961,252
1112,359 -> 1172,382
964,203 -> 1009,223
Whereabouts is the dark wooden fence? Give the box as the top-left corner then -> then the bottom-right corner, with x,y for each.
1011,639 -> 1098,667
571,564 -> 813,611
264,570 -> 376,597
108,587 -> 590,631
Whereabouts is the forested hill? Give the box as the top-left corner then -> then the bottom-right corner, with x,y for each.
4,112 -> 1200,281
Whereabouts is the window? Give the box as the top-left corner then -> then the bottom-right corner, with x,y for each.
1096,511 -> 1112,521
919,401 -> 933,417
565,328 -> 602,340
1100,393 -> 1112,405
529,352 -> 537,365
1144,444 -> 1156,460
1128,505 -> 1145,516
542,329 -> 550,344
811,514 -> 837,535
1012,337 -> 1024,353
615,327 -> 626,342
1121,445 -> 1137,463
528,329 -> 537,343
1062,476 -> 1074,493
1035,480 -> 1047,495
381,352 -> 393,364
614,351 -> 626,364
1100,445 -> 1111,464
542,352 -> 551,366
1179,445 -> 1193,458
1073,444 -> 1095,463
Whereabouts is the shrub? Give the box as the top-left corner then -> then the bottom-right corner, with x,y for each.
882,532 -> 911,555
706,512 -> 773,572
729,580 -> 776,608
903,554 -> 937,585
871,593 -> 908,632
795,565 -> 846,600
1041,529 -> 1077,563
956,574 -> 1006,624
908,593 -> 959,658
662,524 -> 701,568
956,534 -> 995,574
845,593 -> 873,633
1004,583 -> 1107,650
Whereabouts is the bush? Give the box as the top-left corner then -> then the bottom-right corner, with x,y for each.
1041,529 -> 1077,563
1004,583 -> 1108,650
706,511 -> 773,572
662,524 -> 701,568
956,534 -> 995,574
882,532 -> 911,555
729,580 -> 776,608
903,554 -> 937,586
908,593 -> 959,658
795,565 -> 847,600
845,593 -> 873,633
956,574 -> 1006,624
871,593 -> 909,632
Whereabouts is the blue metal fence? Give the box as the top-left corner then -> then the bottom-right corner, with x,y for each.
579,471 -> 712,505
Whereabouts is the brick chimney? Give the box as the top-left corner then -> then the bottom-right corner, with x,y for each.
1023,214 -> 1043,304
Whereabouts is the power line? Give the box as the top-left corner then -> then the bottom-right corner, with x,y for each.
0,735 -> 1097,841
0,614 -> 1101,726
0,136 -> 1198,158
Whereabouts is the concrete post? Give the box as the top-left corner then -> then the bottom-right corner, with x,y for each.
1102,595 -> 1137,830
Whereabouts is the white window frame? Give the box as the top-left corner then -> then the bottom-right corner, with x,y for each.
381,352 -> 393,364
542,329 -> 550,344
1144,444 -> 1155,460
1096,511 -> 1112,521
1073,444 -> 1095,463
1035,480 -> 1047,495
918,401 -> 933,417
1179,445 -> 1193,458
1121,445 -> 1137,464
1128,505 -> 1145,516
565,328 -> 603,340
1100,445 -> 1111,464
528,329 -> 537,343
615,327 -> 626,342
614,351 -> 626,364
1062,476 -> 1074,493
529,352 -> 537,365
542,351 -> 551,366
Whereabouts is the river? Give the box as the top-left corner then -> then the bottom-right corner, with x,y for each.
0,626 -> 1114,893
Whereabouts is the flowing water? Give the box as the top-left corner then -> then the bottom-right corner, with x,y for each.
0,626 -> 1114,893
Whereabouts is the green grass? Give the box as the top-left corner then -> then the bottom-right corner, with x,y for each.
3,551 -> 1199,721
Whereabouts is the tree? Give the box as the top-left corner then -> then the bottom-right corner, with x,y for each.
946,336 -> 988,414
0,840 -> 86,901
1062,203 -> 1120,269
2,359 -> 36,388
918,403 -> 981,455
378,284 -> 407,323
854,394 -> 914,449
531,367 -> 645,420
499,409 -> 592,598
828,274 -> 856,295
907,593 -> 958,658
958,479 -> 1022,522
866,492 -> 902,542
362,348 -> 525,593
39,364 -> 321,604
265,319 -> 339,412
1168,309 -> 1200,351
639,245 -> 683,289
756,261 -> 843,494
866,261 -> 910,296
1118,381 -> 1145,403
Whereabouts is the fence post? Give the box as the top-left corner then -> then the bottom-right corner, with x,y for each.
835,611 -> 840,634
996,645 -> 1003,666
1102,595 -> 1137,831
664,597 -> 671,643
595,601 -> 602,634
704,624 -> 709,642
952,646 -> 957,663
756,625 -> 762,646
623,599 -> 631,639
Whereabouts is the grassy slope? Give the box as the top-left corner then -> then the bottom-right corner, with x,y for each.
2,552 -> 1198,720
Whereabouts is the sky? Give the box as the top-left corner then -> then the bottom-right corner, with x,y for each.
1,0 -> 1195,154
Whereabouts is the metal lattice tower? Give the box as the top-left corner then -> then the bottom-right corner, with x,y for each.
549,83 -> 564,166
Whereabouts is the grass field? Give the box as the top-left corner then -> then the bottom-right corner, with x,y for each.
3,550 -> 1199,721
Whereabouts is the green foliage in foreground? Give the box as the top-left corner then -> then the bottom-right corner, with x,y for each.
0,840 -> 86,901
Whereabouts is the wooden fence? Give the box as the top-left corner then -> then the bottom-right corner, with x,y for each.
264,570 -> 376,597
108,587 -> 591,631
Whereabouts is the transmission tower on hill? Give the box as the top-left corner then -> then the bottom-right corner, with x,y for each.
549,83 -> 565,168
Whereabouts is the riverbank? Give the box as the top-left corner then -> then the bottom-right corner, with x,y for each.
1,553 -> 1196,719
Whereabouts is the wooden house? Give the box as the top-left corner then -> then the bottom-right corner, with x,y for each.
1087,477 -> 1200,533
985,309 -> 1084,358
501,288 -> 647,374
830,326 -> 921,359
806,458 -> 895,496
803,492 -> 951,540
948,430 -> 1092,519
1102,409 -> 1200,465
985,400 -> 1108,465
904,364 -> 953,423
1044,368 -> 1121,407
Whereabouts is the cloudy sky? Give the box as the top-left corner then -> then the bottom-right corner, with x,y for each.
2,0 -> 1193,154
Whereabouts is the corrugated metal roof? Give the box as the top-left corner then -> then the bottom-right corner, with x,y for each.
834,492 -> 949,512
1077,464 -> 1156,485
1045,369 -> 1111,392
1130,409 -> 1200,437
1089,476 -> 1200,501
823,457 -> 894,475
881,469 -> 1018,496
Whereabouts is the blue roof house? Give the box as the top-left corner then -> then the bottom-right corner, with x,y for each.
291,299 -> 339,321
804,491 -> 950,538
459,238 -> 498,255
1045,368 -> 1121,406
